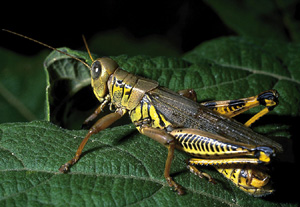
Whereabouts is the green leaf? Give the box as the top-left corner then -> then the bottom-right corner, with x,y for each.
1,121 -> 294,207
43,48 -> 93,127
183,36 -> 300,116
0,48 -> 48,123
204,0 -> 300,42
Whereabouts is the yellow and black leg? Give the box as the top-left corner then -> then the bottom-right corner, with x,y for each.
177,89 -> 278,195
201,90 -> 279,127
178,89 -> 279,127
185,156 -> 265,186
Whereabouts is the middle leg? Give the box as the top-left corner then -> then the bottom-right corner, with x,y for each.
139,125 -> 185,195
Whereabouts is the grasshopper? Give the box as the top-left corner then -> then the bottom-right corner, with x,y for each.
4,29 -> 282,196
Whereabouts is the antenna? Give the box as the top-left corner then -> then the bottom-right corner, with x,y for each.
2,29 -> 91,70
82,35 -> 94,62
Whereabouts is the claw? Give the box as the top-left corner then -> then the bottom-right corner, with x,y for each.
58,157 -> 78,173
58,163 -> 70,173
166,177 -> 185,195
187,164 -> 216,184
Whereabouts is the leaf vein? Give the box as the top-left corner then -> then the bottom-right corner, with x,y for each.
213,62 -> 299,84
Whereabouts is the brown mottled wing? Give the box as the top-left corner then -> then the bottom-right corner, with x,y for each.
148,87 -> 282,152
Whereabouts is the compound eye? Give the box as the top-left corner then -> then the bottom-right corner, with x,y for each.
91,60 -> 101,79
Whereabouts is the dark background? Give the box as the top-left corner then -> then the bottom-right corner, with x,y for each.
1,1 -> 231,56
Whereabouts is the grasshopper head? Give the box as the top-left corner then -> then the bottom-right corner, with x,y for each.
90,57 -> 119,102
